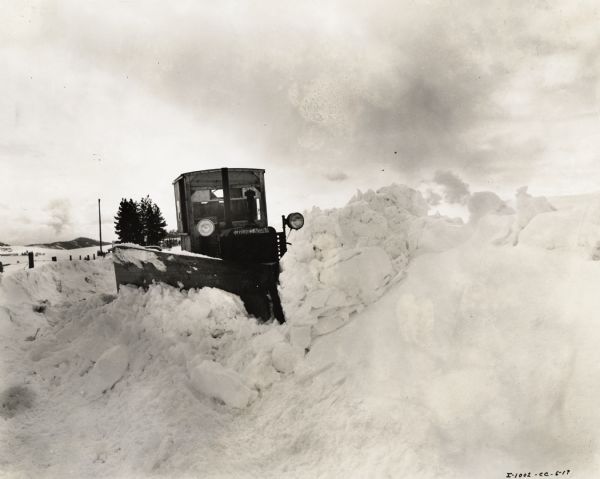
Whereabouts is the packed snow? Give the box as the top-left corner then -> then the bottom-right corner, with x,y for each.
1,185 -> 600,477
112,246 -> 168,272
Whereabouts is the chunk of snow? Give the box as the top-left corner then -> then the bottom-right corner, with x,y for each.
271,342 -> 302,374
250,328 -> 285,351
112,247 -> 167,272
83,344 -> 129,397
516,186 -> 555,228
312,313 -> 349,336
290,325 -> 312,351
510,186 -> 556,244
467,191 -> 513,224
189,360 -> 257,408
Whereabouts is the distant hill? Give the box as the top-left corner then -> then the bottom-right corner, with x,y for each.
0,241 -> 7,247
26,237 -> 111,250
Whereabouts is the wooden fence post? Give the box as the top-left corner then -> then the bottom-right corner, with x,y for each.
69,255 -> 72,261
93,254 -> 96,260
51,257 -> 57,262
28,252 -> 34,269
0,262 -> 3,273
79,255 -> 82,260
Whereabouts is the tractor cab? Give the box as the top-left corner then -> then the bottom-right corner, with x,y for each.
173,168 -> 302,264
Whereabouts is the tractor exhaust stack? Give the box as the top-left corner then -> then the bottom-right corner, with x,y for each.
221,167 -> 233,228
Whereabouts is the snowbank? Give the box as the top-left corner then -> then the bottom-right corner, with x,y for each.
280,184 -> 469,343
0,245 -> 103,276
303,215 -> 600,478
518,193 -> 600,256
1,260 -> 294,409
0,259 -> 114,308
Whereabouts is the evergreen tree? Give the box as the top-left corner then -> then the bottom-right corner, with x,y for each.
114,198 -> 132,243
130,199 -> 144,244
114,198 -> 143,244
139,195 -> 167,245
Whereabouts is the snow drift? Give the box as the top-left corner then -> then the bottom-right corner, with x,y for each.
280,184 -> 469,345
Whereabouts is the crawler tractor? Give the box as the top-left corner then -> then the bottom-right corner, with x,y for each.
112,167 -> 304,323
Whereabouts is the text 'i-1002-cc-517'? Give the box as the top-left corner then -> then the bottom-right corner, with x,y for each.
112,167 -> 305,323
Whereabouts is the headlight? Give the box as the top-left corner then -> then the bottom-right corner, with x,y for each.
286,212 -> 304,230
197,218 -> 215,237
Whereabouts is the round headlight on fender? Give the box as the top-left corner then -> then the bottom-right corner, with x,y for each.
286,212 -> 304,230
197,218 -> 215,237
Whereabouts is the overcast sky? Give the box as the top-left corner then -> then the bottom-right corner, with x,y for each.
2,0 -> 600,244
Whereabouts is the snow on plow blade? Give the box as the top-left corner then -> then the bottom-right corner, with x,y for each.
112,245 -> 284,322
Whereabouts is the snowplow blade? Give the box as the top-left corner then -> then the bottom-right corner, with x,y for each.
112,245 -> 284,322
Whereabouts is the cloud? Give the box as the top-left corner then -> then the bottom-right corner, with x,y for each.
0,199 -> 101,244
324,170 -> 349,182
34,0 -> 594,181
45,198 -> 72,234
424,190 -> 442,206
3,0 -> 600,242
433,170 -> 470,204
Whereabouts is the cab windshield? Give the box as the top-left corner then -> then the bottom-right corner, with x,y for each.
191,186 -> 261,223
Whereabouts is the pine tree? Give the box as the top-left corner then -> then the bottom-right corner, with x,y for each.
139,196 -> 167,245
129,199 -> 144,245
114,198 -> 132,243
114,198 -> 144,244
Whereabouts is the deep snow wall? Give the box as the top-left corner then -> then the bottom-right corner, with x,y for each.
279,184 -> 469,347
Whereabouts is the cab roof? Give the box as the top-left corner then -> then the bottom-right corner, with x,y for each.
172,168 -> 265,185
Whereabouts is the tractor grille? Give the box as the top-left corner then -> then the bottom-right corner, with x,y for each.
220,228 -> 282,264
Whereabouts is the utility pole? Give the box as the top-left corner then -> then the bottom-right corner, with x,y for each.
98,198 -> 103,255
